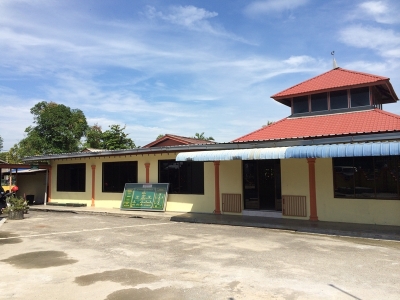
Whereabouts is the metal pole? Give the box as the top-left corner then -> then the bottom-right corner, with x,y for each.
44,169 -> 48,206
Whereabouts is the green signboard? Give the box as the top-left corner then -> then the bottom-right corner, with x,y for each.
120,183 -> 169,211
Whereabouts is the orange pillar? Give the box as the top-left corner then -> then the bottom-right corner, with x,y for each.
91,165 -> 96,207
214,161 -> 221,214
307,158 -> 318,221
145,163 -> 150,183
48,167 -> 52,203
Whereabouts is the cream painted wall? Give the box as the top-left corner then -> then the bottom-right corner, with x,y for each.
50,153 -> 215,213
219,160 -> 243,213
280,158 -> 310,219
315,158 -> 400,226
18,171 -> 47,204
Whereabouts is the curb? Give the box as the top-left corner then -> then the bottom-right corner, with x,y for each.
29,207 -> 173,221
170,216 -> 400,242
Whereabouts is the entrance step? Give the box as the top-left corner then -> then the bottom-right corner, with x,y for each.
243,210 -> 282,218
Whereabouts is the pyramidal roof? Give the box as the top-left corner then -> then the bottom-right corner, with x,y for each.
233,109 -> 400,142
271,67 -> 397,100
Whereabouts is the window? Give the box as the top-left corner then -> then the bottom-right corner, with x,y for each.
330,90 -> 348,110
351,87 -> 370,107
103,161 -> 137,193
159,160 -> 204,194
333,156 -> 399,199
292,96 -> 309,114
57,163 -> 86,192
311,93 -> 328,112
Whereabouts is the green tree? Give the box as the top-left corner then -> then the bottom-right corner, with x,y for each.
0,151 -> 7,162
84,124 -> 103,149
0,135 -> 3,151
156,134 -> 165,140
262,120 -> 274,127
193,132 -> 214,141
16,101 -> 88,156
101,124 -> 135,150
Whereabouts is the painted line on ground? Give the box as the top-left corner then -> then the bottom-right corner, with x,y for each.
0,222 -> 173,240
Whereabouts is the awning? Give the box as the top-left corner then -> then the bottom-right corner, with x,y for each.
286,142 -> 400,158
176,147 -> 289,161
176,142 -> 400,161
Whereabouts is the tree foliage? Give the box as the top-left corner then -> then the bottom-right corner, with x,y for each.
85,124 -> 136,150
156,134 -> 165,140
193,132 -> 214,141
26,101 -> 88,154
0,135 -> 3,151
84,124 -> 103,149
101,125 -> 135,150
7,101 -> 88,162
262,120 -> 274,128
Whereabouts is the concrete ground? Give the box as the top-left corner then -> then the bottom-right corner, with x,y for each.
1,210 -> 400,299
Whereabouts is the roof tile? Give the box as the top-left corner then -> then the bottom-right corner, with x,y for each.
272,68 -> 388,99
233,109 -> 400,142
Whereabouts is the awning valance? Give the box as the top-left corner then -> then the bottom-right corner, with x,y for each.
176,147 -> 289,161
176,142 -> 400,161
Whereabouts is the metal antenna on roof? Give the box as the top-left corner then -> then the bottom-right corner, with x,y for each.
331,51 -> 338,69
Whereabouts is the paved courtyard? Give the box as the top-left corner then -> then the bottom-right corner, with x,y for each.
1,211 -> 400,300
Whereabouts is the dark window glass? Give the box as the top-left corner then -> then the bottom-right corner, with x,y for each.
354,157 -> 375,198
103,161 -> 137,192
159,160 -> 204,194
351,87 -> 370,107
57,163 -> 86,192
292,96 -> 309,114
330,90 -> 348,109
311,93 -> 328,112
333,156 -> 399,200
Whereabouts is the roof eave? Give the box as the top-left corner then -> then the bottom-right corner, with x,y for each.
271,80 -> 391,101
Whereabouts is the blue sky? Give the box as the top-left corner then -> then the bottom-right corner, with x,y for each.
1,0 -> 400,150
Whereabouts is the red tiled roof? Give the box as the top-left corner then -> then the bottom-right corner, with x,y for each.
143,134 -> 215,148
272,67 -> 389,99
233,109 -> 400,142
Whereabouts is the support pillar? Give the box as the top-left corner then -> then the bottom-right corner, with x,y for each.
48,167 -> 52,203
213,161 -> 221,214
91,165 -> 96,207
307,158 -> 318,221
145,163 -> 150,183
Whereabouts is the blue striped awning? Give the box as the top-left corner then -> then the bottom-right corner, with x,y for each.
176,142 -> 400,161
176,147 -> 289,161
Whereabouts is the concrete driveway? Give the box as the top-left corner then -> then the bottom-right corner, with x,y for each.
1,211 -> 399,300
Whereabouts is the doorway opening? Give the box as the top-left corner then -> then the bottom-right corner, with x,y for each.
243,160 -> 282,211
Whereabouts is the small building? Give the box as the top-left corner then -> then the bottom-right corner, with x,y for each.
23,67 -> 400,226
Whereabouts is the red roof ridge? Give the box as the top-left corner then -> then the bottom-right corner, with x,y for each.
372,108 -> 400,119
231,118 -> 288,142
271,67 -> 389,99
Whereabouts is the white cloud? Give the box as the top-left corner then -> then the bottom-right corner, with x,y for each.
358,1 -> 399,24
146,5 -> 217,27
244,0 -> 309,16
144,5 -> 253,44
339,25 -> 400,58
284,55 -> 316,66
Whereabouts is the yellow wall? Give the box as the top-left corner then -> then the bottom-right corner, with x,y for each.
49,153 -> 400,225
219,160 -> 243,214
315,158 -> 400,226
50,153 -> 216,213
280,159 -> 310,220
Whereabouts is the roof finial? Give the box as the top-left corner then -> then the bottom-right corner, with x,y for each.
331,51 -> 338,69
